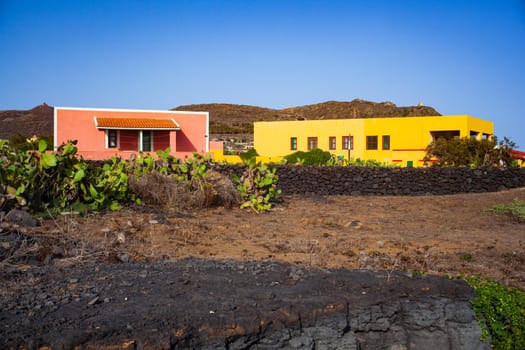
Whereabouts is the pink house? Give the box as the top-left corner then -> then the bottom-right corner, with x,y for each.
54,107 -> 209,160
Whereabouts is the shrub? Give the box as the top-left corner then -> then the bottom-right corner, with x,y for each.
129,172 -> 235,210
347,157 -> 395,167
232,160 -> 281,212
85,156 -> 130,211
239,148 -> 259,163
0,140 -> 260,214
128,151 -> 239,210
466,276 -> 525,349
284,148 -> 332,166
7,133 -> 53,152
0,139 -> 130,212
424,136 -> 517,167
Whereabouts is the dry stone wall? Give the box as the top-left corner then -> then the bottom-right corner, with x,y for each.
216,165 -> 525,196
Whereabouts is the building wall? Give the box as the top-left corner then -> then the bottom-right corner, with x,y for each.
254,115 -> 494,167
54,107 -> 208,160
153,130 -> 171,151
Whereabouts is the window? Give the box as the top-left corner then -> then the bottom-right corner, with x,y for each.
382,135 -> 390,150
141,130 -> 152,152
307,137 -> 318,150
107,130 -> 117,148
366,136 -> 378,150
342,136 -> 354,150
430,130 -> 460,141
329,136 -> 336,150
290,137 -> 297,150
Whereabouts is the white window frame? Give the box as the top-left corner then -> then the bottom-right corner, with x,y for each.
106,130 -> 119,149
139,130 -> 154,152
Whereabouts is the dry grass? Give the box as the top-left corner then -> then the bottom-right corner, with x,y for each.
0,212 -> 117,269
1,171 -> 240,269
128,171 -> 239,210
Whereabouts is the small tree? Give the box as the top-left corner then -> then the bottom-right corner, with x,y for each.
424,136 -> 517,167
492,137 -> 517,168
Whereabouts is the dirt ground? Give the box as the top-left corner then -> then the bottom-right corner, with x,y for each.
11,187 -> 524,290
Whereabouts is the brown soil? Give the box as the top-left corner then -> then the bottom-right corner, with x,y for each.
15,188 -> 525,289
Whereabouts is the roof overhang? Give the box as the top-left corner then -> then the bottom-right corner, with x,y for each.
94,117 -> 180,130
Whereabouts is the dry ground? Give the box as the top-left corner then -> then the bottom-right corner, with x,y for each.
15,187 -> 525,290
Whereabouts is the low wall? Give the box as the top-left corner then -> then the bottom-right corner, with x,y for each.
215,165 -> 525,196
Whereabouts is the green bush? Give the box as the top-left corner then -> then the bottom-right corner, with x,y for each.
0,139 -> 274,214
7,133 -> 53,152
232,160 -> 281,212
466,276 -> 525,349
0,139 -> 130,212
239,148 -> 258,163
283,150 -> 396,167
284,148 -> 332,166
424,136 -> 517,167
347,157 -> 395,167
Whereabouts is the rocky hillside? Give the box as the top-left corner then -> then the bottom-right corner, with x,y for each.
0,103 -> 54,140
0,100 -> 440,145
174,99 -> 441,134
283,100 -> 440,120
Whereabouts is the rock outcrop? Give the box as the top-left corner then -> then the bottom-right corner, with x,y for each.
0,258 -> 488,349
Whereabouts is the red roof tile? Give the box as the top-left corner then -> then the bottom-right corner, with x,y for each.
95,117 -> 180,130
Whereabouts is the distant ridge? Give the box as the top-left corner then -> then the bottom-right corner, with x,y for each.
0,100 -> 441,140
0,103 -> 54,139
173,99 -> 441,134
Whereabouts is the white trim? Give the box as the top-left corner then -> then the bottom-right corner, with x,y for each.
205,111 -> 209,152
138,130 -> 154,152
98,126 -> 180,131
54,106 -> 208,116
93,115 -> 181,130
53,107 -> 58,150
105,129 -> 119,149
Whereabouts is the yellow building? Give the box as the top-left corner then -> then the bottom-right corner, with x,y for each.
254,115 -> 494,167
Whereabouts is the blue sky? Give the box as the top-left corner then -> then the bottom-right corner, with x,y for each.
1,0 -> 524,148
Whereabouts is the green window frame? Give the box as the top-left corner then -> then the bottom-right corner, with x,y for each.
290,137 -> 297,150
382,135 -> 390,150
329,136 -> 336,150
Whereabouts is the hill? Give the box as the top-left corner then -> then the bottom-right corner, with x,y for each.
0,103 -> 54,140
173,99 -> 441,134
282,100 -> 440,120
0,100 -> 440,148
